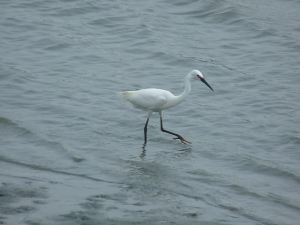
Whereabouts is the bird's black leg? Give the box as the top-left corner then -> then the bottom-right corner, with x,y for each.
159,112 -> 191,144
144,117 -> 149,145
143,112 -> 153,146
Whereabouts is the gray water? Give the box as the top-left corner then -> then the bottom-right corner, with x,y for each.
1,1 -> 300,224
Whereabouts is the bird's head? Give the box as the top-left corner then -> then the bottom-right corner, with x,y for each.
189,70 -> 214,91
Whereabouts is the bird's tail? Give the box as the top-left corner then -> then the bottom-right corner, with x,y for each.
121,91 -> 135,101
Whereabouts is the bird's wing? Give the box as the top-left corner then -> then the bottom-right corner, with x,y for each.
127,91 -> 166,110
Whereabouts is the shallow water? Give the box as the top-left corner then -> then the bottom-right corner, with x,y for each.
1,0 -> 300,224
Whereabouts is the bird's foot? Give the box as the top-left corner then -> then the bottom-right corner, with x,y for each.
173,137 -> 191,144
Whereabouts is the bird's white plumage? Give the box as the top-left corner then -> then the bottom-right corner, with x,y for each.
121,70 -> 213,113
122,88 -> 172,111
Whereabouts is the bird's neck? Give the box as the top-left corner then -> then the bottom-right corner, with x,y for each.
175,75 -> 192,104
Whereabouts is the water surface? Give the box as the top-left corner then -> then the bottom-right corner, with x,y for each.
1,1 -> 300,224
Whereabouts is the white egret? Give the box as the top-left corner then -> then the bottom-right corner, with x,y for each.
122,70 -> 214,145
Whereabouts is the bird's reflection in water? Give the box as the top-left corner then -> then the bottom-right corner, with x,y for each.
140,145 -> 146,159
140,145 -> 191,160
174,147 -> 192,157
177,147 -> 192,152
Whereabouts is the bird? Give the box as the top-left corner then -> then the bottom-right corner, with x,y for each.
121,70 -> 214,145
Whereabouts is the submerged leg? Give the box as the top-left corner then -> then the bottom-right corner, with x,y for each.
143,112 -> 153,145
159,111 -> 191,144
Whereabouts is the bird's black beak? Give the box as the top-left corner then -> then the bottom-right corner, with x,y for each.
200,77 -> 214,91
